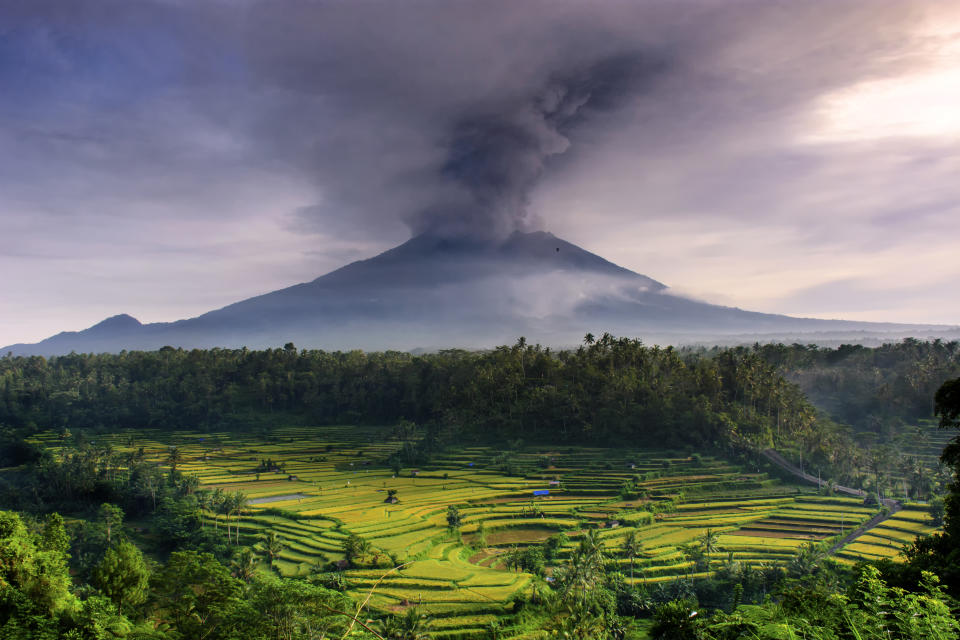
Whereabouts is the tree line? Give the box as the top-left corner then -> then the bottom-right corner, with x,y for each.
3,336 -> 958,490
0,336 -> 847,463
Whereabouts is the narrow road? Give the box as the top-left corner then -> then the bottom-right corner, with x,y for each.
826,505 -> 901,555
760,448 -> 901,555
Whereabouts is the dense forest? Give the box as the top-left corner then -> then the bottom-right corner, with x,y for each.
5,336 -> 959,486
749,339 -> 960,437
1,335 -> 845,469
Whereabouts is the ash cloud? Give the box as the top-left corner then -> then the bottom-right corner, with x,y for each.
414,54 -> 666,238
241,1 -> 681,243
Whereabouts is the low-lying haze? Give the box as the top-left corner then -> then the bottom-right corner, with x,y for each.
2,1 -> 959,346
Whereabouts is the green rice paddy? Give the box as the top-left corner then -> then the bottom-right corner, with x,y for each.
34,426 -> 943,638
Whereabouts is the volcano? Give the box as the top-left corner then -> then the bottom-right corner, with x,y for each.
3,231 -> 953,356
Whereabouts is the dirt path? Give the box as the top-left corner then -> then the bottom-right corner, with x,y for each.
760,448 -> 901,555
826,504 -> 902,555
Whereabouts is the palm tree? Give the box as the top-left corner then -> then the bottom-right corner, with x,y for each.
217,492 -> 233,541
231,547 -> 259,583
504,545 -> 521,572
698,528 -> 720,567
180,474 -> 199,495
259,531 -> 284,569
555,529 -> 606,608
167,447 -> 182,474
229,491 -> 248,545
357,537 -> 373,565
195,490 -> 211,529
378,615 -> 403,640
378,608 -> 431,640
527,574 -> 553,607
210,488 -> 225,534
397,608 -> 431,640
623,530 -> 644,582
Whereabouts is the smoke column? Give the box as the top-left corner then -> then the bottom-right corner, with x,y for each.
408,53 -> 664,239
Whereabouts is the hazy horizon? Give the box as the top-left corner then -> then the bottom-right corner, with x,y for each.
3,1 -> 960,346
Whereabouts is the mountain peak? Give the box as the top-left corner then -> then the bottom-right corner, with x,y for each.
313,229 -> 665,291
89,314 -> 142,332
3,231 -> 952,356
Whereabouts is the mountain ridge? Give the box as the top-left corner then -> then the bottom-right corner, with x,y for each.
4,231 -> 956,356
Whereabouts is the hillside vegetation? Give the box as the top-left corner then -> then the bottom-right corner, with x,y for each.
1,335 -> 851,475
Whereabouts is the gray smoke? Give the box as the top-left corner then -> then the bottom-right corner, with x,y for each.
237,1 -> 697,244
412,54 -> 665,238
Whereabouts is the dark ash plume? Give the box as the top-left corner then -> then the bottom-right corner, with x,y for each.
409,53 -> 665,238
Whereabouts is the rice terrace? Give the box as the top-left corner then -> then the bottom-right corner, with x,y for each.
29,422 -> 942,639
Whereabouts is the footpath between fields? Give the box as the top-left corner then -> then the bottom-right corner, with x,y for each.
760,448 -> 901,556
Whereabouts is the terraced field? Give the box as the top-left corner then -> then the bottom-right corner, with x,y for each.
34,426 -> 943,638
834,503 -> 942,564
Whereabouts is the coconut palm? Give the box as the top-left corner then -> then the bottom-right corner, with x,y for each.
210,488 -> 225,534
217,492 -> 233,541
231,546 -> 259,583
195,490 -> 212,529
504,545 -> 522,573
396,608 -> 431,640
555,529 -> 606,607
698,528 -> 720,558
623,530 -> 644,582
527,574 -> 553,607
166,447 -> 182,473
356,537 -> 373,564
229,491 -> 247,545
180,474 -> 199,495
378,615 -> 403,640
258,531 -> 284,568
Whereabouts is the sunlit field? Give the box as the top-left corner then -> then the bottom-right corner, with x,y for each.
33,426 -> 943,638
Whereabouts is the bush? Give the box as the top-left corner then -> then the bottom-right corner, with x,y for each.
929,496 -> 945,526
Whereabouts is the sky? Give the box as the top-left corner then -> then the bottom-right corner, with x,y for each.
2,0 -> 960,347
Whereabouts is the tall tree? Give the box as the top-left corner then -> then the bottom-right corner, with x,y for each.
622,530 -> 643,582
231,547 -> 259,583
39,512 -> 70,557
151,550 -> 243,640
91,540 -> 150,615
98,503 -> 124,546
445,505 -> 462,530
259,531 -> 285,569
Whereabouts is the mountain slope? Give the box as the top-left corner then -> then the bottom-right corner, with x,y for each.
4,231 -> 954,355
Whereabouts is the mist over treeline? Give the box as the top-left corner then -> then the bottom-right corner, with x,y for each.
3,336 -> 956,479
749,339 -> 960,435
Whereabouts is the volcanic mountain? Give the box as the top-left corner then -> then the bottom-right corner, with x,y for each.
4,231 -> 953,355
